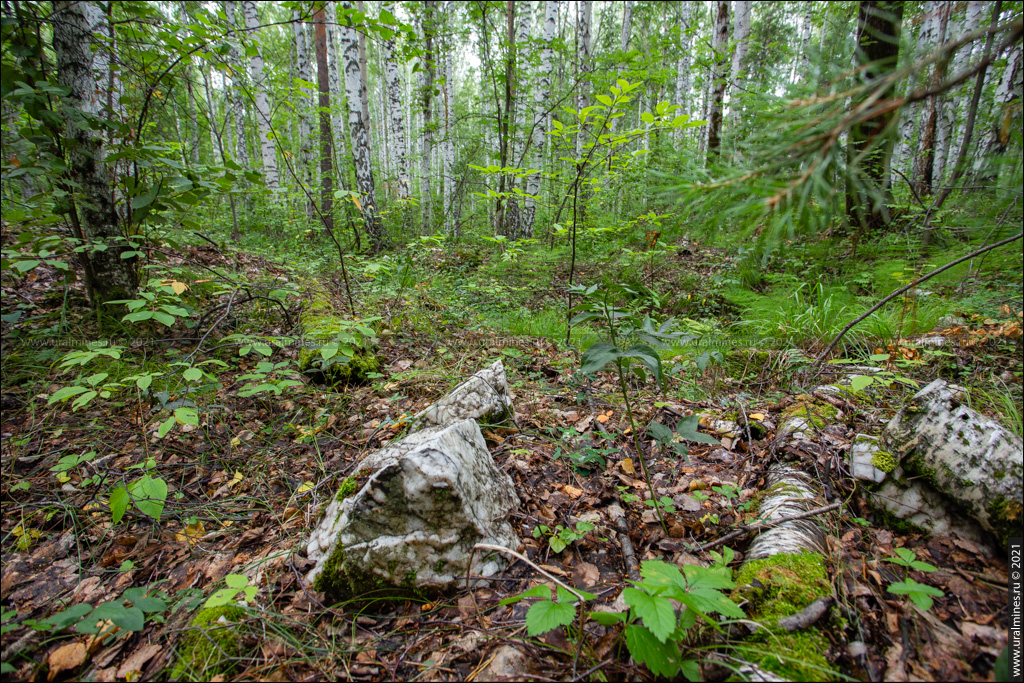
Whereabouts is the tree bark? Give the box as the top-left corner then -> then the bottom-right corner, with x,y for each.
52,0 -> 136,307
914,2 -> 951,195
242,0 -> 279,189
325,3 -> 349,192
728,0 -> 752,126
524,0 -> 558,238
421,0 -> 435,234
381,1 -> 410,201
502,0 -> 531,238
340,0 -> 385,249
224,1 -> 249,169
705,1 -> 730,162
674,2 -> 694,147
846,1 -> 904,234
314,6 -> 334,234
292,9 -> 315,215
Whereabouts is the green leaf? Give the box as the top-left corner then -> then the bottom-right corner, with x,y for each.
525,599 -> 576,636
850,375 -> 874,392
225,574 -> 249,590
49,385 -> 88,404
151,311 -> 175,327
621,344 -> 663,386
131,475 -> 167,520
549,536 -> 566,553
13,259 -> 40,273
109,486 -> 129,524
43,603 -> 94,629
123,311 -> 154,323
580,341 -> 622,375
639,560 -> 687,590
157,416 -> 176,437
321,342 -> 339,361
625,624 -> 682,678
182,367 -> 203,382
675,415 -> 720,445
647,421 -> 674,446
588,610 -> 627,626
133,597 -> 167,613
499,584 -> 553,606
683,587 -> 745,618
887,579 -> 943,610
91,603 -> 145,632
623,588 -> 677,643
136,374 -> 153,391
641,112 -> 655,124
174,407 -> 199,426
680,659 -> 701,682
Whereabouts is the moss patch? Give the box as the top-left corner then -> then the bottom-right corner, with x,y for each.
336,476 -> 360,502
313,542 -> 423,602
732,553 -> 835,681
782,396 -> 839,431
870,450 -> 897,473
170,605 -> 246,682
298,294 -> 380,386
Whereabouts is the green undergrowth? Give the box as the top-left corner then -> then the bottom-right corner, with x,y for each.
170,605 -> 247,682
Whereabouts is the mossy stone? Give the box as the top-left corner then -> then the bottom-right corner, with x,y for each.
170,605 -> 246,682
870,450 -> 897,473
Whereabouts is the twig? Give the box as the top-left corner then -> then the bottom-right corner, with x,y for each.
471,543 -> 590,603
697,500 -> 842,553
812,232 -> 1023,366
777,595 -> 834,631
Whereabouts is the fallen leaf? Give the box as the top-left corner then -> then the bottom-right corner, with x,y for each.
749,413 -> 765,420
48,642 -> 87,681
562,485 -> 584,499
621,459 -> 635,474
538,564 -> 568,577
116,643 -> 162,679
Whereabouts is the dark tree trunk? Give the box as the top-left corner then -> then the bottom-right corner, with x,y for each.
846,0 -> 904,234
314,6 -> 333,233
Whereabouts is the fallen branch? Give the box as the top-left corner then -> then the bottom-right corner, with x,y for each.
777,595 -> 834,631
812,231 -> 1023,366
697,500 -> 842,553
471,543 -> 590,603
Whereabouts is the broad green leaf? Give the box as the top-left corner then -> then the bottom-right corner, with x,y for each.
641,112 -> 655,124
499,584 -> 552,606
49,386 -> 88,404
137,374 -> 154,391
580,341 -> 622,375
123,311 -> 154,323
158,416 -> 176,437
623,588 -> 676,643
850,375 -> 874,392
625,624 -> 682,678
588,610 -> 627,626
525,599 -> 575,636
225,574 -> 249,590
675,415 -> 720,445
182,367 -> 203,382
133,597 -> 167,613
151,311 -> 175,327
639,560 -> 687,590
680,659 -> 701,682
320,342 -> 339,361
174,407 -> 199,426
647,421 -> 674,445
109,486 -> 129,524
44,603 -> 94,629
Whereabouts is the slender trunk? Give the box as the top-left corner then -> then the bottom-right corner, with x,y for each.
503,0 -> 530,238
975,41 -> 1022,179
932,4 -> 955,186
292,9 -> 315,215
574,0 -> 592,221
846,1 -> 904,234
340,0 -> 385,249
914,2 -> 950,195
179,2 -> 200,166
314,7 -> 334,234
242,0 -> 279,189
325,3 -> 349,191
224,1 -> 249,169
524,0 -> 558,238
705,1 -> 730,162
674,2 -> 693,146
52,0 -> 136,306
421,0 -> 435,233
727,0 -> 752,128
382,2 -> 409,202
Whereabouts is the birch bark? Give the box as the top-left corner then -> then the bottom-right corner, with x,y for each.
705,1 -> 730,162
674,2 -> 693,146
524,0 -> 558,237
340,1 -> 385,248
381,2 -> 409,200
242,0 -> 279,189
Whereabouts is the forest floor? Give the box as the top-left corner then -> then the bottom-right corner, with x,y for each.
1,225 -> 1021,681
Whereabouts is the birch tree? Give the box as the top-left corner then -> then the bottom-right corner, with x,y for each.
381,2 -> 410,201
52,0 -> 136,306
292,9 -> 314,213
420,1 -> 436,233
224,1 -> 248,169
340,1 -> 385,249
524,0 -> 558,237
178,2 -> 200,166
914,2 -> 950,195
503,0 -> 531,238
674,2 -> 694,146
325,3 -> 349,190
705,1 -> 730,162
728,0 -> 752,126
241,0 -> 279,189
575,0 -> 593,163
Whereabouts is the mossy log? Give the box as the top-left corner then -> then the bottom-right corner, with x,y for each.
297,293 -> 380,386
170,605 -> 247,682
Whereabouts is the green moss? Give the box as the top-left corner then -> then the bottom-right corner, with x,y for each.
313,542 -> 423,601
298,294 -> 381,386
870,450 -> 897,473
732,553 -> 835,681
782,396 -> 838,429
170,605 -> 246,682
336,476 -> 360,502
987,497 -> 1023,546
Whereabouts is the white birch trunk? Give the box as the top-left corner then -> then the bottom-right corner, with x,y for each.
705,0 -> 730,162
674,2 -> 694,146
504,0 -> 532,238
524,0 -> 558,237
340,0 -> 384,248
575,0 -> 593,162
420,2 -> 435,233
242,0 -> 279,189
932,6 -> 954,185
727,0 -> 751,125
292,10 -> 314,212
224,1 -> 249,168
325,3 -> 349,189
380,4 -> 409,200
443,51 -> 457,235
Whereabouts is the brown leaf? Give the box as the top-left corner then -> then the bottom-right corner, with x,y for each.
116,643 -> 162,679
562,485 -> 584,499
621,459 -> 635,474
48,642 -> 87,681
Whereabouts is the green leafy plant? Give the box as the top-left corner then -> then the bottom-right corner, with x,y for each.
203,574 -> 257,609
500,584 -> 597,637
647,414 -> 720,464
883,548 -> 943,610
109,458 -> 168,524
27,586 -> 168,635
533,521 -> 597,553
